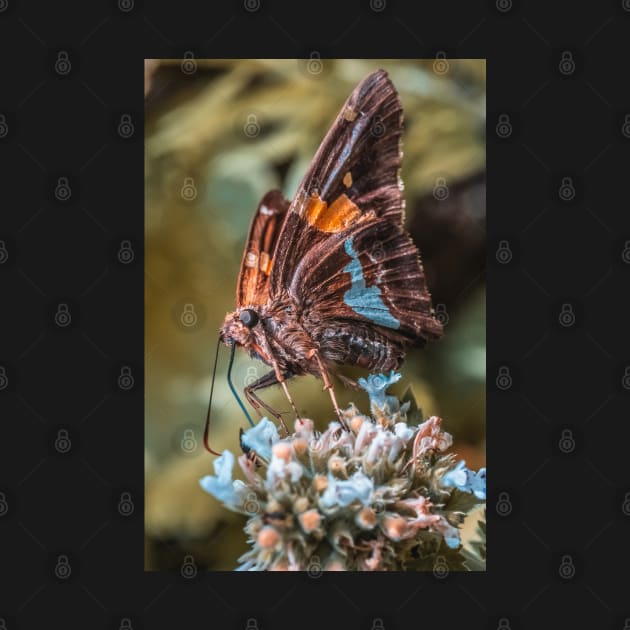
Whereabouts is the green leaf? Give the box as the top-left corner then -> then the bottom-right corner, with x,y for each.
444,488 -> 485,514
461,547 -> 486,571
470,508 -> 486,561
401,386 -> 422,425
403,533 -> 470,572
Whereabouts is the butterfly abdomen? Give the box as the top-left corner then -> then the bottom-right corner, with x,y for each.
314,324 -> 406,372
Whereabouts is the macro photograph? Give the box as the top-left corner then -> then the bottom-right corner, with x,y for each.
144,58 -> 486,572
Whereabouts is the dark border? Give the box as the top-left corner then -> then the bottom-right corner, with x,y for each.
2,1 -> 629,628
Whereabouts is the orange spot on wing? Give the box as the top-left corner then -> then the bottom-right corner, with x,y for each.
305,193 -> 361,233
343,107 -> 357,122
240,268 -> 264,305
305,193 -> 327,225
259,251 -> 272,275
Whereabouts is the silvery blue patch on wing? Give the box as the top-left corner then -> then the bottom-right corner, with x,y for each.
343,237 -> 400,329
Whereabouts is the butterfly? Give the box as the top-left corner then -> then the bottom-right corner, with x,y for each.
205,69 -> 442,452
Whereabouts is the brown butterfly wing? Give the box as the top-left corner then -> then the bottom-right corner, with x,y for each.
265,69 -> 441,346
291,68 -> 405,224
294,216 -> 443,345
270,69 -> 405,295
236,190 -> 290,307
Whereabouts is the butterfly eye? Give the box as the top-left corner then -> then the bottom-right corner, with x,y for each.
239,309 -> 259,329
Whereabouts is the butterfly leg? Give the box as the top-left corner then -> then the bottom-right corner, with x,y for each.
244,370 -> 290,434
268,361 -> 304,435
278,378 -> 302,432
336,373 -> 361,391
243,371 -> 282,428
313,353 -> 350,431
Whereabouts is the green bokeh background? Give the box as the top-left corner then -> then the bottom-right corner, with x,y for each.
144,59 -> 486,570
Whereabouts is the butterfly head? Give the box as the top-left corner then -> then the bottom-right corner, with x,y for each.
220,308 -> 261,349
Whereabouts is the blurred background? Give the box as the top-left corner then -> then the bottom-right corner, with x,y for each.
144,58 -> 486,570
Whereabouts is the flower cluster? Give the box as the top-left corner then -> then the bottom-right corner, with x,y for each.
200,372 -> 486,571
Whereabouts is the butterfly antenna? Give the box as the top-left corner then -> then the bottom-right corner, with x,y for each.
203,336 -> 223,455
227,339 -> 255,428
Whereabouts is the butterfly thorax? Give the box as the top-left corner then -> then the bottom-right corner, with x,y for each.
262,300 -> 320,376
221,302 -> 317,375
